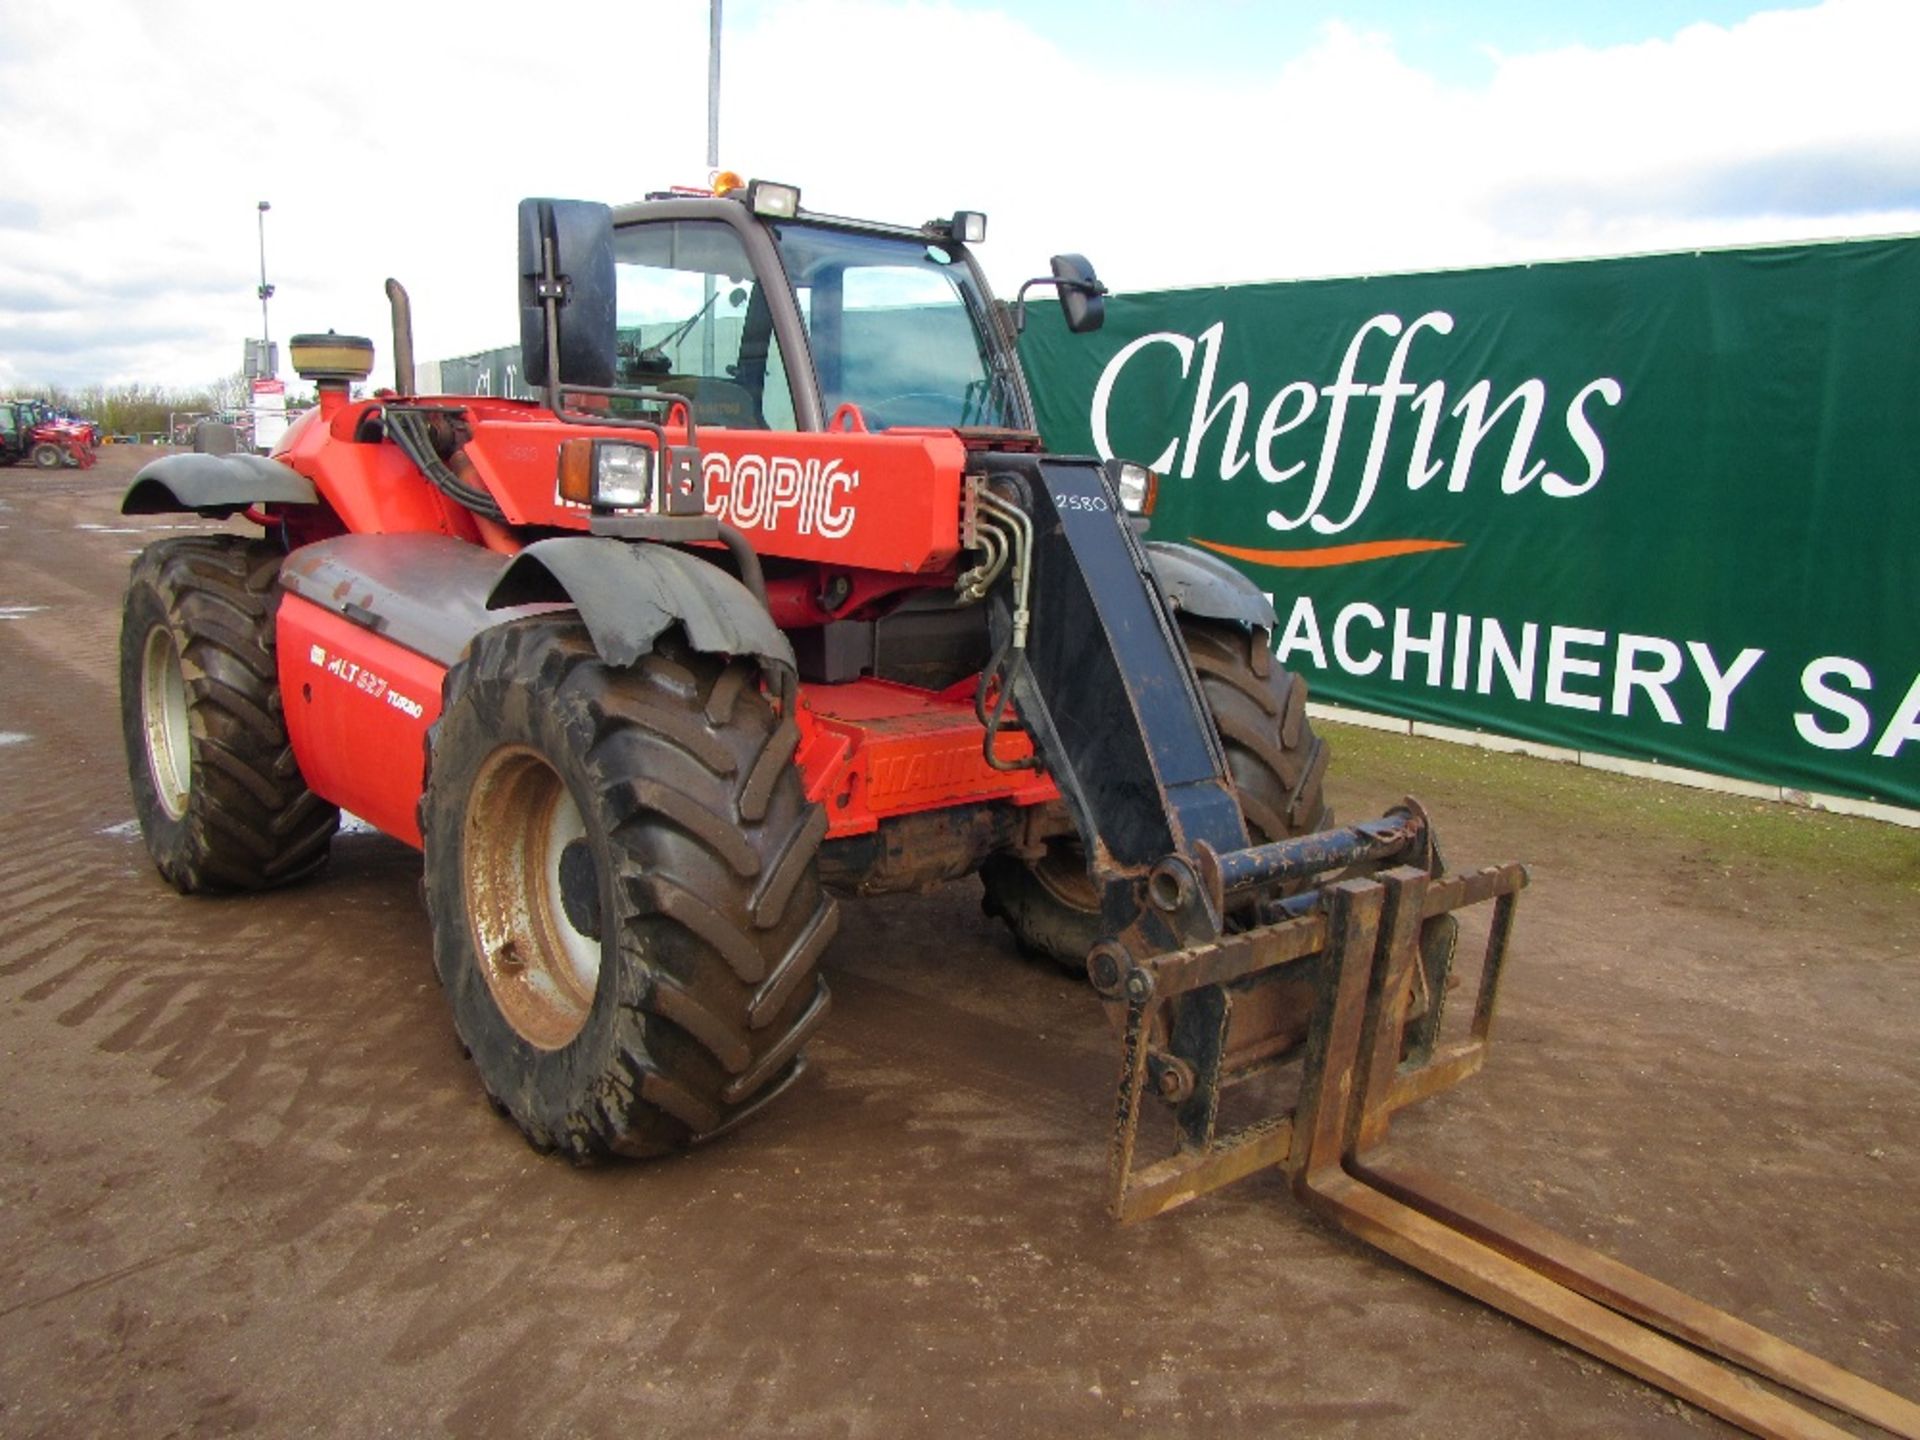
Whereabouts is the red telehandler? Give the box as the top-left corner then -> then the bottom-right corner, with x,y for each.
116,178 -> 1915,1439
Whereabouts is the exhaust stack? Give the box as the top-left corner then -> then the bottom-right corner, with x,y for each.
384,279 -> 416,398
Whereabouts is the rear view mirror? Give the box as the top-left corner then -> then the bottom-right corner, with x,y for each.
518,199 -> 617,391
1050,254 -> 1106,334
1013,254 -> 1110,335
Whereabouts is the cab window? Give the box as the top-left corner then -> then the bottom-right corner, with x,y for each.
611,220 -> 796,430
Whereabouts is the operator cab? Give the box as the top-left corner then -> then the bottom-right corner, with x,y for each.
527,175 -> 1105,438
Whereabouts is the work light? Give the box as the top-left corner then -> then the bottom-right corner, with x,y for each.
951,210 -> 987,244
558,438 -> 656,512
1112,460 -> 1158,517
747,180 -> 802,218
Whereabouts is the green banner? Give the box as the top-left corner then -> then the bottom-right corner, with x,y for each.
1020,237 -> 1920,810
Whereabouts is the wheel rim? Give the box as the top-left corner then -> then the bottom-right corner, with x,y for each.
462,747 -> 604,1050
140,625 -> 191,820
1031,838 -> 1100,912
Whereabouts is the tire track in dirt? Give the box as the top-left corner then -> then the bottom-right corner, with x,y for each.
1,477 -> 585,1430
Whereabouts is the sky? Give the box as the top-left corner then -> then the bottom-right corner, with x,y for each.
1,0 -> 1917,395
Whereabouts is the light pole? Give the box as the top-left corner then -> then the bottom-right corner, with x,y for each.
702,2 -> 722,375
256,200 -> 275,376
707,1 -> 721,174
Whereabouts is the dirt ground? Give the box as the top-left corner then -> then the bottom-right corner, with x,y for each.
1,448 -> 1915,1439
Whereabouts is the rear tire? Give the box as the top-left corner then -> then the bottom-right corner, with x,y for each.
421,619 -> 835,1160
119,536 -> 339,892
981,617 -> 1330,969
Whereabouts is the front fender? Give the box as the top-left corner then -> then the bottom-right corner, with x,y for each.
488,537 -> 795,675
1145,541 -> 1277,631
121,452 -> 318,516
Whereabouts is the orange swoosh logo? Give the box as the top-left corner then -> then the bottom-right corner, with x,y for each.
1195,537 -> 1464,568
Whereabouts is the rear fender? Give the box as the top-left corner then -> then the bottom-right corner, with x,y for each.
278,533 -> 541,667
488,536 -> 796,677
121,452 -> 318,516
276,533 -> 568,846
1145,541 -> 1276,632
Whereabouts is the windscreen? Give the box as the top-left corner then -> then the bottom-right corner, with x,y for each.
770,225 -> 1027,431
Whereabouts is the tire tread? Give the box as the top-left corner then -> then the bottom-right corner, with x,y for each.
421,618 -> 833,1162
982,616 -> 1330,967
120,535 -> 338,893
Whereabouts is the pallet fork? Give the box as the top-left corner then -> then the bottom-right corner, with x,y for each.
1098,823 -> 1920,1440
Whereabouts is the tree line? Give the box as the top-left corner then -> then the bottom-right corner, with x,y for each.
9,372 -> 304,436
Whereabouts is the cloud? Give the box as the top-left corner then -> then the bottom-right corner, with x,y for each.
666,0 -> 1920,289
1488,144 -> 1920,233
4,315 -> 206,355
1,0 -> 1916,391
0,282 -> 68,314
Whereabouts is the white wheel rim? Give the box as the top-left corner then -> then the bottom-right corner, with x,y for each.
141,625 -> 191,820
462,747 -> 604,1049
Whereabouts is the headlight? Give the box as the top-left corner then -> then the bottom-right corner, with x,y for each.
558,438 -> 656,511
595,443 -> 653,508
1112,460 -> 1158,517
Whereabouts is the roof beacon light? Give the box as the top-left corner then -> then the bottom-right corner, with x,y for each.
710,170 -> 747,197
951,210 -> 987,244
747,179 -> 801,218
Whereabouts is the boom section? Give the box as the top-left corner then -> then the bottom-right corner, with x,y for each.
969,454 -> 1248,947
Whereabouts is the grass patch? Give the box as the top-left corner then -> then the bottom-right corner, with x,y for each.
1321,721 -> 1920,895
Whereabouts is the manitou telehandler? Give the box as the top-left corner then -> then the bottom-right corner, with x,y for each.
116,177 -> 1915,1439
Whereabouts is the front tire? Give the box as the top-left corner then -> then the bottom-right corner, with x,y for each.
119,536 -> 339,892
981,617 -> 1330,968
421,619 -> 835,1160
31,442 -> 62,468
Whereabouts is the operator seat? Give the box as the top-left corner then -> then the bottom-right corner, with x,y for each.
652,375 -> 763,430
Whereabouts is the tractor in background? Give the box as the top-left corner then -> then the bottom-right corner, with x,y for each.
1,398 -> 96,468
